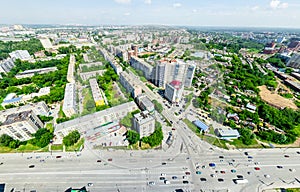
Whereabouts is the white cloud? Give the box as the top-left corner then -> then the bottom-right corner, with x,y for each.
124,12 -> 131,16
270,0 -> 288,9
192,9 -> 197,13
144,0 -> 152,4
251,6 -> 260,11
173,3 -> 182,8
114,0 -> 131,4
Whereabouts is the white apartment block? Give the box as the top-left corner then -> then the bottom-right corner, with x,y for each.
154,59 -> 195,88
62,83 -> 77,117
119,71 -> 142,98
99,48 -> 123,75
67,55 -> 75,83
0,57 -> 16,74
55,101 -> 138,140
15,67 -> 57,79
89,78 -> 105,106
9,50 -> 31,61
0,110 -> 44,141
164,80 -> 184,103
136,94 -> 155,113
0,101 -> 49,123
130,56 -> 154,80
133,111 -> 155,139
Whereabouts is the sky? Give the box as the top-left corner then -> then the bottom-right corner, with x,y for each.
0,0 -> 299,28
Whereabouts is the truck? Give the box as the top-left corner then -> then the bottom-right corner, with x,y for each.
234,179 -> 249,184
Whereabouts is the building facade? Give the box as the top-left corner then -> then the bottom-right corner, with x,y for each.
164,80 -> 184,103
287,53 -> 300,69
119,71 -> 142,98
153,59 -> 195,88
55,101 -> 138,142
133,111 -> 155,138
0,110 -> 44,141
67,55 -> 75,83
130,56 -> 154,80
136,94 -> 155,113
0,57 -> 15,74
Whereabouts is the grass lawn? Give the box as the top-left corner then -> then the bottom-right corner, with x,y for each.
185,93 -> 194,110
183,119 -> 201,135
82,88 -> 96,115
66,138 -> 84,151
0,146 -> 13,153
17,143 -> 48,152
51,144 -> 63,151
46,123 -> 54,132
228,139 -> 264,149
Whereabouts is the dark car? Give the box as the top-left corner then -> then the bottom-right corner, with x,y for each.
200,178 -> 207,182
56,156 -> 62,159
108,158 -> 112,161
183,180 -> 189,184
218,178 -> 224,182
162,162 -> 167,165
97,160 -> 102,162
244,152 -> 249,156
237,175 -> 243,179
219,156 -> 224,159
159,177 -> 165,180
277,165 -> 283,169
29,165 -> 35,168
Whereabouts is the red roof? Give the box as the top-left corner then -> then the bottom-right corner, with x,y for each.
170,80 -> 182,89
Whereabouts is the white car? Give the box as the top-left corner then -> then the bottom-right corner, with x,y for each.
161,173 -> 166,177
148,181 -> 155,185
289,168 -> 296,172
264,174 -> 270,178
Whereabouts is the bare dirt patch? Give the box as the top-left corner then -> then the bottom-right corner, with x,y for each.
259,85 -> 297,110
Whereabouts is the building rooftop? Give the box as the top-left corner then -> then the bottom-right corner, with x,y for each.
62,83 -> 76,110
2,110 -> 32,125
193,120 -> 209,131
169,80 -> 182,89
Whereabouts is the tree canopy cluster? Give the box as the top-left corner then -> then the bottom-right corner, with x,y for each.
152,100 -> 163,113
141,121 -> 163,147
0,128 -> 54,149
126,130 -> 140,145
63,130 -> 81,147
0,39 -> 44,60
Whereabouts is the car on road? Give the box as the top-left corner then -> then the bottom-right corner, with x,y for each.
244,152 -> 249,155
209,163 -> 216,167
170,121 -> 173,124
172,128 -> 176,130
297,151 -> 300,154
254,167 -> 260,170
183,176 -> 188,179
254,162 -> 259,165
164,180 -> 170,184
185,172 -> 191,175
284,155 -> 290,158
277,165 -> 283,169
248,156 -> 253,159
108,158 -> 112,161
231,169 -> 236,173
56,156 -> 62,159
200,178 -> 207,182
27,156 -> 32,159
247,171 -> 251,175
183,180 -> 189,184
172,176 -> 177,179
196,171 -> 202,175
220,171 -> 226,174
219,156 -> 224,159
161,173 -> 166,177
237,175 -> 243,179
289,168 -> 296,172
39,159 -> 45,163
210,174 -> 216,178
148,181 -> 155,185
87,183 -> 93,187
159,177 -> 165,180
162,162 -> 167,165
29,165 -> 35,168
202,165 -> 206,169
0,162 -> 3,165
218,178 -> 224,182
264,174 -> 270,178
97,160 -> 102,162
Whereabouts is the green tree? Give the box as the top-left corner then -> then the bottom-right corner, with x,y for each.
126,130 -> 140,145
152,100 -> 163,113
63,130 -> 81,147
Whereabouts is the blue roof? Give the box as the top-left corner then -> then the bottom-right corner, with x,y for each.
193,120 -> 209,131
2,97 -> 22,104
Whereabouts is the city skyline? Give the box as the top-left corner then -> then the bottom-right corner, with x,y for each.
1,0 -> 300,28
